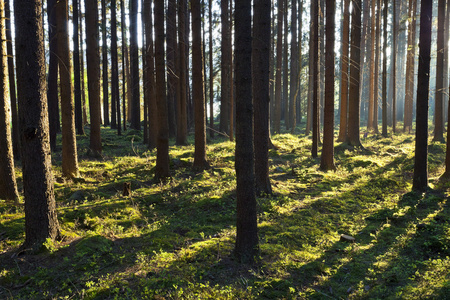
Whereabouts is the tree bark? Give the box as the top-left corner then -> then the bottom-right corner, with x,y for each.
86,0 -> 102,157
220,0 -> 230,135
209,0 -> 214,139
413,0 -> 432,191
338,0 -> 350,141
234,0 -> 258,263
404,0 -> 417,133
57,0 -> 79,178
167,0 -> 177,138
111,0 -> 120,135
274,0 -> 283,134
130,0 -> 140,130
346,0 -> 362,147
320,0 -> 336,171
120,0 -> 128,131
312,0 -> 319,157
192,0 -> 209,170
155,0 -> 170,180
434,0 -> 445,142
47,0 -> 59,151
73,0 -> 84,135
101,0 -> 109,126
289,0 -> 298,133
382,0 -> 388,137
14,0 -> 60,249
176,0 -> 188,145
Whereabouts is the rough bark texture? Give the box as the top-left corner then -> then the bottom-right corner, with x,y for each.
57,0 -> 79,178
346,0 -> 362,147
154,0 -> 170,180
413,0 -> 432,191
192,0 -> 209,170
253,0 -> 272,195
85,0 -> 102,157
234,0 -> 258,263
73,0 -> 84,135
0,1 -> 19,203
130,0 -> 140,130
101,0 -> 109,126
14,0 -> 60,249
320,0 -> 336,171
338,0 -> 350,141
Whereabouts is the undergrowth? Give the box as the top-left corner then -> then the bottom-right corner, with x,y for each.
1,125 -> 450,299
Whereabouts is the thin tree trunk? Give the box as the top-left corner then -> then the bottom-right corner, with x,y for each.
283,0 -> 289,130
382,0 -> 388,137
47,0 -> 59,151
220,0 -> 230,135
404,0 -> 417,133
338,0 -> 350,141
312,0 -> 319,157
120,0 -> 127,131
73,0 -> 84,135
79,0 -> 88,126
111,0 -> 120,134
274,0 -> 284,134
130,0 -> 140,130
57,0 -> 79,177
101,0 -> 109,126
176,0 -> 188,145
434,0 -> 445,141
167,0 -> 177,138
392,0 -> 397,133
209,0 -> 214,139
373,0 -> 381,133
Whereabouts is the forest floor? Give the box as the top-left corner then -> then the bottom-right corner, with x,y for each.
1,125 -> 450,299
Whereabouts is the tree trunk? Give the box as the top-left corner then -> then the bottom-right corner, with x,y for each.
120,0 -> 127,131
373,0 -> 381,133
404,0 -> 417,133
234,0 -> 258,263
192,0 -> 209,170
86,0 -> 102,157
167,0 -> 177,138
209,0 -> 214,139
382,0 -> 388,137
73,0 -> 84,135
101,0 -> 109,126
57,0 -> 79,178
413,0 -> 432,191
433,0 -> 445,142
130,0 -> 140,130
312,0 -> 319,157
253,0 -> 272,195
14,0 -> 60,249
79,0 -> 88,126
346,0 -> 362,147
338,0 -> 350,141
5,0 -> 19,160
155,0 -> 170,180
111,0 -> 120,135
47,0 -> 59,151
392,0 -> 397,133
0,1 -> 19,203
320,0 -> 336,171
283,0 -> 289,130
175,0 -> 188,145
289,0 -> 298,133
274,0 -> 283,134
220,0 -> 230,135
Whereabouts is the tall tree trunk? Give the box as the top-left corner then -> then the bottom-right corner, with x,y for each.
154,0 -> 170,180
346,0 -> 362,147
253,0 -> 272,195
283,0 -> 289,130
79,0 -> 88,126
47,0 -> 59,151
404,0 -> 417,133
274,0 -> 283,134
86,0 -> 102,157
413,0 -> 432,191
14,0 -> 60,249
192,0 -> 209,170
368,0 -> 376,131
111,0 -> 120,135
320,0 -> 336,171
73,0 -> 84,135
57,0 -> 79,178
234,0 -> 258,263
392,0 -> 397,133
382,0 -> 388,137
373,0 -> 381,133
338,0 -> 350,141
176,0 -> 188,145
101,0 -> 109,126
144,0 -> 157,148
289,0 -> 298,133
120,0 -> 127,131
312,0 -> 319,157
167,0 -> 177,138
130,0 -> 140,130
228,0 -> 234,142
220,0 -> 230,135
5,0 -> 19,159
0,1 -> 19,203
209,0 -> 214,139
434,0 -> 445,142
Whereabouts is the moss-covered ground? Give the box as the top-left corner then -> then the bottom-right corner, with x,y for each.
1,125 -> 450,299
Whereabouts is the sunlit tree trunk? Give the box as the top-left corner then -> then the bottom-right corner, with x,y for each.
413,0 -> 432,191
209,0 -> 214,139
404,0 -> 417,133
73,0 -> 84,135
433,0 -> 445,142
111,0 -> 120,135
176,0 -> 188,145
86,0 -> 102,157
167,0 -> 177,138
381,0 -> 388,137
338,0 -> 350,141
283,0 -> 289,130
101,0 -> 109,126
274,0 -> 283,134
220,0 -> 230,135
120,0 -> 128,131
312,0 -> 319,157
392,0 -> 397,133
47,0 -> 59,151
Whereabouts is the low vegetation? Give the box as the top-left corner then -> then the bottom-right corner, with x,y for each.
1,125 -> 450,299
